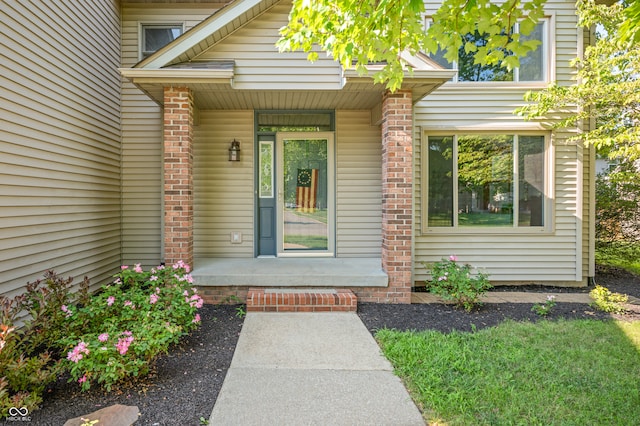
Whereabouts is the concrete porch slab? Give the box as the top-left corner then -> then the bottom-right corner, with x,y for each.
192,257 -> 388,287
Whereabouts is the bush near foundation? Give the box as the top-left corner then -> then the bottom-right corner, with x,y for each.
0,261 -> 202,416
425,256 -> 492,312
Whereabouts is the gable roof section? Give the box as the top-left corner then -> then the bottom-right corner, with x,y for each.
121,0 -> 456,109
136,0 -> 280,69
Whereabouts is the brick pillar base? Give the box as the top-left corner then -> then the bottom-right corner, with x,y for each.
163,87 -> 194,267
379,90 -> 413,303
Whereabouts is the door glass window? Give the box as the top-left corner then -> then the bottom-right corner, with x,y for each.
282,138 -> 328,251
259,141 -> 274,198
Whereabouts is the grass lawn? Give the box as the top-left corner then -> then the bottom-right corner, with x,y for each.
377,319 -> 640,425
596,240 -> 640,275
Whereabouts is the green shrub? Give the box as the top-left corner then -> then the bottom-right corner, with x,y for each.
0,260 -> 203,417
0,271 -> 81,418
425,256 -> 492,312
61,261 -> 203,391
595,166 -> 640,244
531,295 -> 557,316
589,285 -> 628,314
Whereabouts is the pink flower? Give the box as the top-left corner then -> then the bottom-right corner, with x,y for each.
150,275 -> 158,282
121,265 -> 129,270
150,294 -> 159,304
155,287 -> 161,294
67,350 -> 83,362
449,255 -> 458,261
123,330 -> 133,336
61,305 -> 72,317
98,333 -> 109,342
172,260 -> 190,273
78,374 -> 87,384
134,263 -> 143,273
113,278 -> 122,285
115,336 -> 134,355
67,341 -> 90,363
107,296 -> 115,306
124,300 -> 135,309
189,294 -> 203,309
192,313 -> 201,324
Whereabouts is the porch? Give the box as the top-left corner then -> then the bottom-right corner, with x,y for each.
192,257 -> 388,288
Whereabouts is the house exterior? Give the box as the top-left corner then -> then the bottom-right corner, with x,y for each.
1,0 -> 595,304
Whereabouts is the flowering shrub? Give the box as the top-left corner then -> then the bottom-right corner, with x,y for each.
531,295 -> 557,316
425,255 -> 492,312
62,261 -> 203,391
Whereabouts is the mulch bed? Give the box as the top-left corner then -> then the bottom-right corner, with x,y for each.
25,269 -> 639,426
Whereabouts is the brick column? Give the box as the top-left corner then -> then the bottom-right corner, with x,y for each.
163,87 -> 194,267
380,90 -> 413,303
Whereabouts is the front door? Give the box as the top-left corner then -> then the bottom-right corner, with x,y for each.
267,132 -> 335,257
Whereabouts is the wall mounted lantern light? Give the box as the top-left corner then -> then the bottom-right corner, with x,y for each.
228,139 -> 240,162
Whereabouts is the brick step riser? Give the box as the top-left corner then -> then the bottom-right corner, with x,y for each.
246,288 -> 357,313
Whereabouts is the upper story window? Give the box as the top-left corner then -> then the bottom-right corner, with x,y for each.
428,20 -> 549,83
141,24 -> 183,59
425,133 -> 549,230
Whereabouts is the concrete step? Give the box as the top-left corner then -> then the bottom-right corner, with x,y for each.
247,288 -> 357,313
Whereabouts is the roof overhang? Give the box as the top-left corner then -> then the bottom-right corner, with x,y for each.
121,64 -> 456,110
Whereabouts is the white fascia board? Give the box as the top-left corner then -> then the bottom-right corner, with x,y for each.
140,0 -> 267,69
119,68 -> 234,83
342,68 -> 456,83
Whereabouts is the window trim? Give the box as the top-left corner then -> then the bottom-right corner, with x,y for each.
421,131 -> 554,234
424,15 -> 554,85
139,23 -> 185,60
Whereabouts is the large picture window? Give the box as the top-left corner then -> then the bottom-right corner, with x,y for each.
429,20 -> 548,82
426,134 -> 547,229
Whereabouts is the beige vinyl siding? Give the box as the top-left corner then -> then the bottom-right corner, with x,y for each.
197,2 -> 342,91
415,0 -> 586,284
193,110 -> 254,258
0,1 -> 121,297
336,111 -> 382,257
121,5 -> 218,266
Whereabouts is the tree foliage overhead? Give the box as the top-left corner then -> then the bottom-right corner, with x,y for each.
277,0 -> 545,91
518,0 -> 640,162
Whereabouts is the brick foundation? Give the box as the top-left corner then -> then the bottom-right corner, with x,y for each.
163,87 -> 194,267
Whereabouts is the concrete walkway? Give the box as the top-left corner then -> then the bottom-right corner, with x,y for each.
209,312 -> 425,426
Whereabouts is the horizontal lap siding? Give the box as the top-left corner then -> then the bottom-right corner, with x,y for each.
415,0 -> 585,284
121,6 -> 218,267
193,111 -> 254,257
336,111 -> 382,257
0,1 -> 121,297
198,3 -> 342,90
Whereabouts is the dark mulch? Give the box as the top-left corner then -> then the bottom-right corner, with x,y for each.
22,269 -> 640,426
